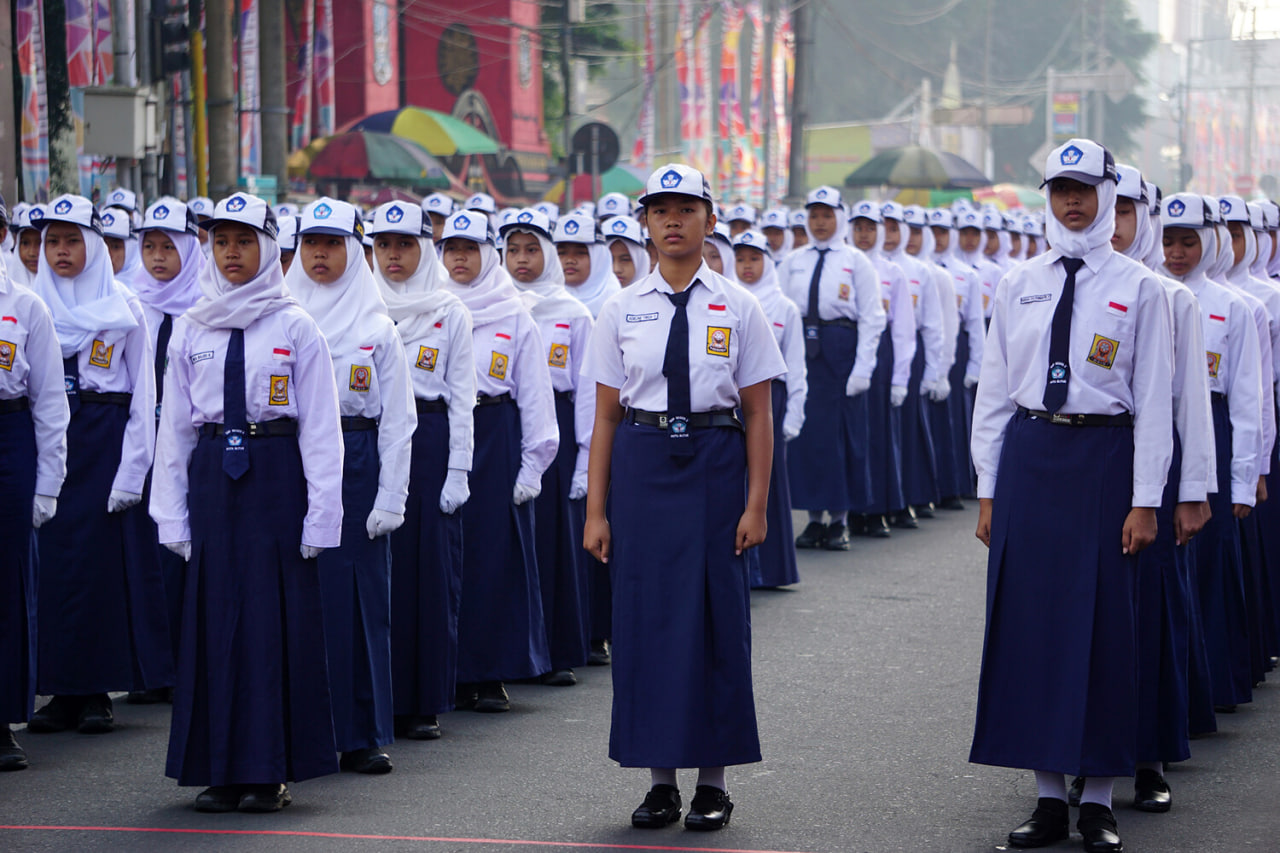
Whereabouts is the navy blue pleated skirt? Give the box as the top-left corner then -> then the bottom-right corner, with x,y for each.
947,331 -> 976,497
390,408 -> 463,717
455,399 -> 550,683
1193,396 -> 1252,707
751,380 -> 799,588
166,431 -> 337,786
317,428 -> 393,752
1135,433 -> 1191,764
1260,439 -> 1280,657
142,468 -> 188,666
0,409 -> 37,723
863,330 -> 904,515
1237,508 -> 1272,687
609,420 -> 761,768
533,392 -> 590,670
37,401 -> 173,695
901,332 -> 938,507
970,410 -> 1139,777
788,323 -> 871,511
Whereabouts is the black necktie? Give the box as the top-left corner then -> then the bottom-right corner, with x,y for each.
1043,257 -> 1085,414
155,313 -> 173,411
63,356 -> 81,416
663,288 -> 695,460
804,248 -> 830,360
222,328 -> 250,479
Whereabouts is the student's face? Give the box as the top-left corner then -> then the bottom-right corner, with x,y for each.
504,232 -> 544,283
1162,227 -> 1202,277
364,243 -> 375,269
557,241 -> 592,285
1228,221 -> 1247,266
763,227 -> 785,252
958,227 -> 982,253
734,246 -> 765,284
374,233 -> 422,283
427,212 -> 446,243
807,205 -> 837,242
641,194 -> 715,262
105,237 -> 127,274
983,230 -> 1000,255
931,226 -> 950,252
211,223 -> 261,285
300,233 -> 348,284
442,237 -> 483,283
702,241 -> 724,273
18,229 -> 42,273
792,226 -> 809,248
43,222 -> 88,278
882,219 -> 902,252
1112,198 -> 1138,253
1009,232 -> 1022,254
905,226 -> 924,256
851,218 -> 877,252
280,250 -> 295,275
1049,178 -> 1099,232
609,240 -> 636,286
728,219 -> 749,236
142,229 -> 182,282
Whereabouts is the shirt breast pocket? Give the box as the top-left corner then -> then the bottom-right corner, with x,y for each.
546,326 -> 572,373
0,327 -> 30,380
1084,308 -> 1134,374
255,362 -> 297,419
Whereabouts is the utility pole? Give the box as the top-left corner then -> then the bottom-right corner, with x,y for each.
786,0 -> 808,201
260,0 -> 288,192
206,0 -> 238,198
113,0 -> 139,192
0,0 -> 16,201
191,0 -> 209,197
561,0 -> 575,206
137,0 -> 158,200
761,0 -> 774,209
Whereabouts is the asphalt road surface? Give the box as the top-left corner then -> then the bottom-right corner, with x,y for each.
2,507 -> 1277,852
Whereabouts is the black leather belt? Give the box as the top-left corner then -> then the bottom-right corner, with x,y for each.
77,391 -> 132,406
476,392 -> 513,407
0,397 -> 31,414
1019,407 -> 1133,427
820,318 -> 858,330
341,416 -> 378,432
627,408 -> 743,432
416,397 -> 448,413
200,418 -> 298,438
555,389 -> 575,403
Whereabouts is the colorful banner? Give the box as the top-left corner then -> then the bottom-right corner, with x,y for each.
676,0 -> 693,167
67,0 -> 95,87
239,0 -> 262,176
17,0 -> 50,200
719,2 -> 752,199
691,5 -> 714,175
315,0 -> 336,136
291,0 -> 316,149
747,0 -> 764,204
630,0 -> 656,171
172,74 -> 189,192
772,15 -> 792,199
94,0 -> 115,82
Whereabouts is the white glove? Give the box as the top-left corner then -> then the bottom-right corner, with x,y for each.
846,373 -> 872,397
782,416 -> 802,442
366,508 -> 405,540
107,489 -> 142,513
569,466 -> 589,501
890,385 -> 908,407
164,540 -> 192,561
300,544 -> 324,560
928,376 -> 951,402
513,467 -> 542,505
32,495 -> 57,528
439,468 -> 470,514
964,373 -> 980,389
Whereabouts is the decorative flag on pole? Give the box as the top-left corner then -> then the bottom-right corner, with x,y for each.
17,0 -> 50,200
747,0 -> 764,205
718,1 -> 743,195
291,0 -> 316,150
690,5 -> 714,175
630,0 -> 656,172
314,0 -> 336,136
676,0 -> 694,167
93,0 -> 115,82
773,14 -> 792,199
239,0 -> 262,177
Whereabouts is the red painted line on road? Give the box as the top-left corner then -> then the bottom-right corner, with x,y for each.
0,825 -> 815,853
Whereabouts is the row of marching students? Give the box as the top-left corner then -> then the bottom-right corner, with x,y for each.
967,138 -> 1280,853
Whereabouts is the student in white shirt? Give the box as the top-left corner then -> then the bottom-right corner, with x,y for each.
150,193 -> 345,812
604,215 -> 650,287
970,140 -> 1174,853
582,164 -> 786,832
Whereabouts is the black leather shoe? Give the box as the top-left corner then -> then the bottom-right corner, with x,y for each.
0,726 -> 28,771
890,508 -> 919,529
194,785 -> 243,812
684,785 -> 733,831
78,694 -> 114,734
631,784 -> 681,828
340,746 -> 393,774
474,681 -> 510,713
239,783 -> 292,812
1007,797 -> 1069,848
1068,775 -> 1085,807
823,521 -> 851,551
913,502 -> 936,519
455,683 -> 479,710
588,639 -> 611,666
794,520 -> 827,549
542,668 -> 577,686
26,696 -> 83,734
1077,802 -> 1123,852
869,515 -> 892,538
846,514 -> 868,536
1133,768 -> 1171,813
404,715 -> 441,740
940,495 -> 965,510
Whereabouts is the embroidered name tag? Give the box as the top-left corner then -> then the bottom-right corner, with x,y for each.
626,312 -> 660,323
1019,293 -> 1052,304
190,350 -> 214,364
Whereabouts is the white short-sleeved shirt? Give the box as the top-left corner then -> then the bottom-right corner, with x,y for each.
397,302 -> 476,472
778,243 -> 886,379
583,262 -> 787,411
0,284 -> 70,496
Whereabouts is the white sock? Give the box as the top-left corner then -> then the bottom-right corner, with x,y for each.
830,511 -> 847,526
808,511 -> 825,524
650,768 -> 677,789
1135,761 -> 1162,776
1035,770 -> 1067,802
696,766 -> 726,792
1080,776 -> 1115,809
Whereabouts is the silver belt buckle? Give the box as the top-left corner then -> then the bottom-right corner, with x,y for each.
657,414 -> 669,428
1051,413 -> 1072,426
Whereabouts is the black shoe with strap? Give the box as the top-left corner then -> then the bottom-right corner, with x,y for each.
794,520 -> 827,549
78,694 -> 114,734
588,639 -> 611,666
631,784 -> 681,828
238,783 -> 292,812
822,520 -> 851,551
194,785 -> 244,812
1133,768 -> 1171,813
474,681 -> 510,713
890,508 -> 919,529
340,746 -> 393,774
0,726 -> 28,771
404,715 -> 442,740
1077,802 -> 1123,852
869,515 -> 892,538
26,695 -> 84,734
684,785 -> 733,831
1007,797 -> 1069,848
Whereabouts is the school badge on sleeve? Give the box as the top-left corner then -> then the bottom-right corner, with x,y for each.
0,340 -> 14,371
548,342 -> 569,368
489,351 -> 509,380
1207,351 -> 1222,378
269,375 -> 290,405
350,365 -> 372,392
89,339 -> 113,369
1087,334 -> 1119,369
416,346 -> 439,372
706,326 -> 731,357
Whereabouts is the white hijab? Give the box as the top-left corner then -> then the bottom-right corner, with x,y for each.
607,237 -> 651,286
802,204 -> 849,251
1044,179 -> 1117,259
372,234 -> 462,344
1207,224 -> 1235,282
131,230 -> 206,316
32,224 -> 139,357
735,244 -> 788,319
444,240 -> 525,326
1120,196 -> 1156,266
1249,229 -> 1271,279
286,234 -> 389,357
1158,224 -> 1216,288
508,228 -> 592,323
1143,208 -> 1165,271
564,241 -> 622,317
185,229 -> 297,330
